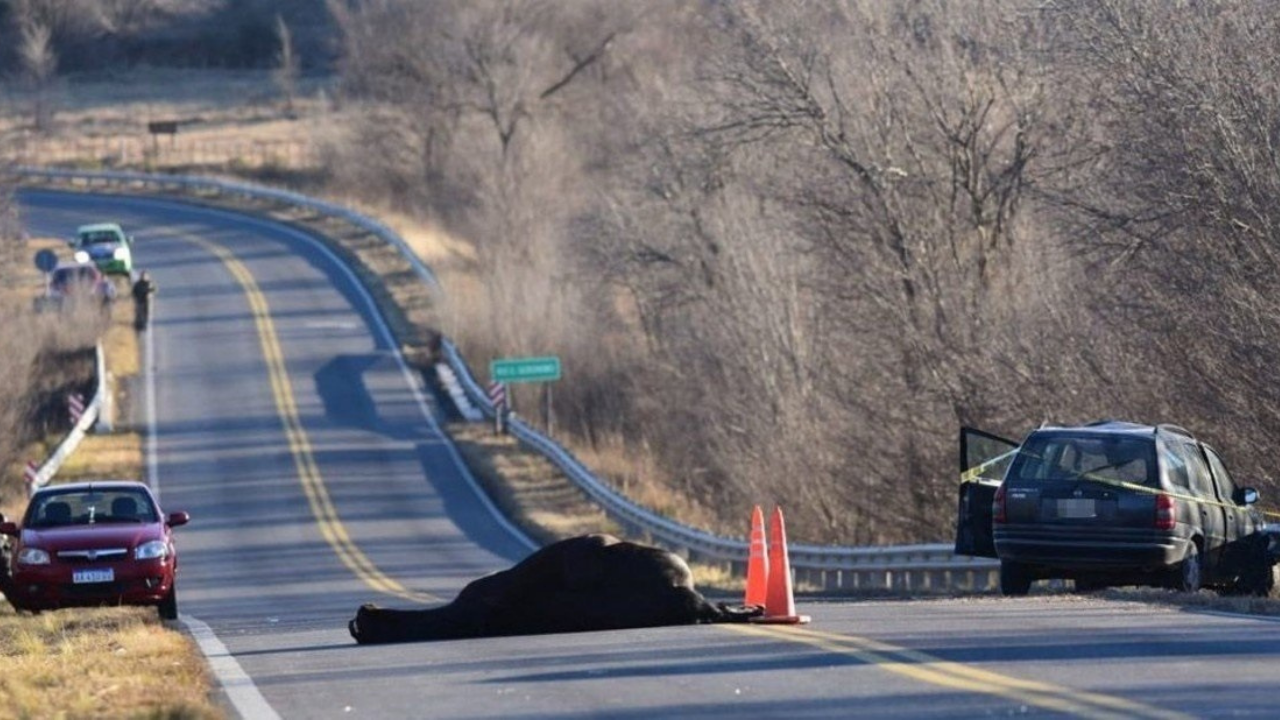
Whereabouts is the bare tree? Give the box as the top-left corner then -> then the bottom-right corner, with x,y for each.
274,13 -> 300,117
0,165 -> 21,281
15,10 -> 59,131
1041,0 -> 1280,492
92,0 -> 176,36
576,0 -> 1097,541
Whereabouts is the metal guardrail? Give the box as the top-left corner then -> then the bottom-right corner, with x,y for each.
27,342 -> 106,493
16,167 -> 1000,592
16,167 -> 440,292
440,339 -> 997,591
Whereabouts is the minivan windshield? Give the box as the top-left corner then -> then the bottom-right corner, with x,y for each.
1007,433 -> 1158,488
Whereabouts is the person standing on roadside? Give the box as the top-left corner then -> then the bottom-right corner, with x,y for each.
132,270 -> 156,331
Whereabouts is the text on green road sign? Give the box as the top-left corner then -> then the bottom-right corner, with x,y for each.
491,356 -> 562,383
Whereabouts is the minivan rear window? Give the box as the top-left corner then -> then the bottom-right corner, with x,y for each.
1008,433 -> 1157,487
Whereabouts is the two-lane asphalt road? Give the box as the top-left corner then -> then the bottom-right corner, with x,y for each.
19,190 -> 1280,719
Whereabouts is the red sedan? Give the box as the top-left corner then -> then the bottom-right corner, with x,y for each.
0,481 -> 189,619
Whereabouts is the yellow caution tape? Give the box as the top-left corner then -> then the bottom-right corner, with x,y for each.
960,447 -> 1280,519
958,447 -> 1020,485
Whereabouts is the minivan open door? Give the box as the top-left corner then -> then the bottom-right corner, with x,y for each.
955,427 -> 1019,558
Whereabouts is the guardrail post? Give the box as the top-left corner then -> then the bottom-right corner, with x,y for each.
97,370 -> 114,433
96,345 -> 113,433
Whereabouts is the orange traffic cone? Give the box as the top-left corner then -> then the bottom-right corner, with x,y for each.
744,505 -> 769,607
751,506 -> 811,624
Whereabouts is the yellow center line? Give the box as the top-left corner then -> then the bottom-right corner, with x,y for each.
190,236 -> 436,604
727,625 -> 1193,720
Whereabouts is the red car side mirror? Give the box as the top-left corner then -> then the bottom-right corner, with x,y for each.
167,511 -> 190,528
0,521 -> 18,536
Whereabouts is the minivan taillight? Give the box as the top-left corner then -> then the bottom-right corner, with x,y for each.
993,484 -> 1007,524
1155,493 -> 1176,530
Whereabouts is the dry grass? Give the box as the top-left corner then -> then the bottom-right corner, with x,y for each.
55,432 -> 142,481
103,293 -> 139,380
448,423 -> 618,545
0,237 -> 64,307
0,454 -> 42,521
571,431 -> 722,532
1,68 -> 336,173
448,423 -> 740,591
0,605 -> 217,720
358,205 -> 476,271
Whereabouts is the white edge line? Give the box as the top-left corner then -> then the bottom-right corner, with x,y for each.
180,615 -> 283,720
145,321 -> 160,499
141,291 -> 279,720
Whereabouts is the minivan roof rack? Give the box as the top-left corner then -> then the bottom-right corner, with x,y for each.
1156,423 -> 1193,438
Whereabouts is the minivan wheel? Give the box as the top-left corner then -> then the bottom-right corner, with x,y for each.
1173,545 -> 1202,593
1074,577 -> 1108,593
1000,560 -> 1032,596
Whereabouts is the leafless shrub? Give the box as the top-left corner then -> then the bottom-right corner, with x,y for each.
14,6 -> 59,131
325,0 -> 640,425
573,1 -> 1106,541
0,167 -> 20,279
1038,0 -> 1280,493
273,13 -> 299,117
0,297 -> 103,512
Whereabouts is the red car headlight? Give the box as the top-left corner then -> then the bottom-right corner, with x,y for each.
135,540 -> 169,560
17,548 -> 50,565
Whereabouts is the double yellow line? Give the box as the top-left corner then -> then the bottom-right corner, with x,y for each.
731,624 -> 1191,719
191,236 -> 435,604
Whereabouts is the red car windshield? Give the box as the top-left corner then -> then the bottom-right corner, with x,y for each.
27,489 -> 159,527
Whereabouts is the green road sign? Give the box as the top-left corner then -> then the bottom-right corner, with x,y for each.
491,356 -> 561,383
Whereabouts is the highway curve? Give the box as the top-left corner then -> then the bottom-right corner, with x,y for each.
18,189 -> 1280,719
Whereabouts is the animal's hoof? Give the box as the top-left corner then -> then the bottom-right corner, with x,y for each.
349,604 -> 380,643
718,602 -> 765,622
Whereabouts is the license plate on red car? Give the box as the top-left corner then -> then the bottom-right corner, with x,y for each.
73,568 -> 114,584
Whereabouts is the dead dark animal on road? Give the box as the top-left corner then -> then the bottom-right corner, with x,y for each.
348,534 -> 762,644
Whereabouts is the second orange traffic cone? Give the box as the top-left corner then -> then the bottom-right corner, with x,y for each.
750,506 -> 811,624
744,505 -> 769,607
